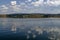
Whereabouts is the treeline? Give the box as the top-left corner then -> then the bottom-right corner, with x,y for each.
6,14 -> 45,18
0,14 -> 60,18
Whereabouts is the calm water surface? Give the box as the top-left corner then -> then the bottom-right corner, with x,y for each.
0,18 -> 60,40
1,18 -> 60,27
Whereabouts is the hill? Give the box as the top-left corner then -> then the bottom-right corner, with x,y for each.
0,13 -> 60,18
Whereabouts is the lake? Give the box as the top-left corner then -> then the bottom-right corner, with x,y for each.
0,18 -> 60,40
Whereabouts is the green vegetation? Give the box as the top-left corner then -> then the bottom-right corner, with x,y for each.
0,14 -> 60,18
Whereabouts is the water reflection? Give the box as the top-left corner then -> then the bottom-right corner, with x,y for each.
11,24 -> 16,32
27,35 -> 30,39
0,18 -> 60,40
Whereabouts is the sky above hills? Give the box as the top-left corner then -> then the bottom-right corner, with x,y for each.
0,0 -> 60,14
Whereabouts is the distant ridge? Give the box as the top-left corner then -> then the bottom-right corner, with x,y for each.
0,13 -> 60,18
3,13 -> 60,15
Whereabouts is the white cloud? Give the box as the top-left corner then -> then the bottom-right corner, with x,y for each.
0,0 -> 60,14
0,4 -> 21,14
31,0 -> 44,6
0,5 -> 8,13
25,0 -> 32,3
31,1 -> 40,6
31,0 -> 60,6
20,2 -> 26,6
9,5 -> 21,13
28,0 -> 32,2
11,1 -> 17,5
1,5 -> 8,9
46,0 -> 60,6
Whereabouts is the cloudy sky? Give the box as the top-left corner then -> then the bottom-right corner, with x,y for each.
0,0 -> 60,14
